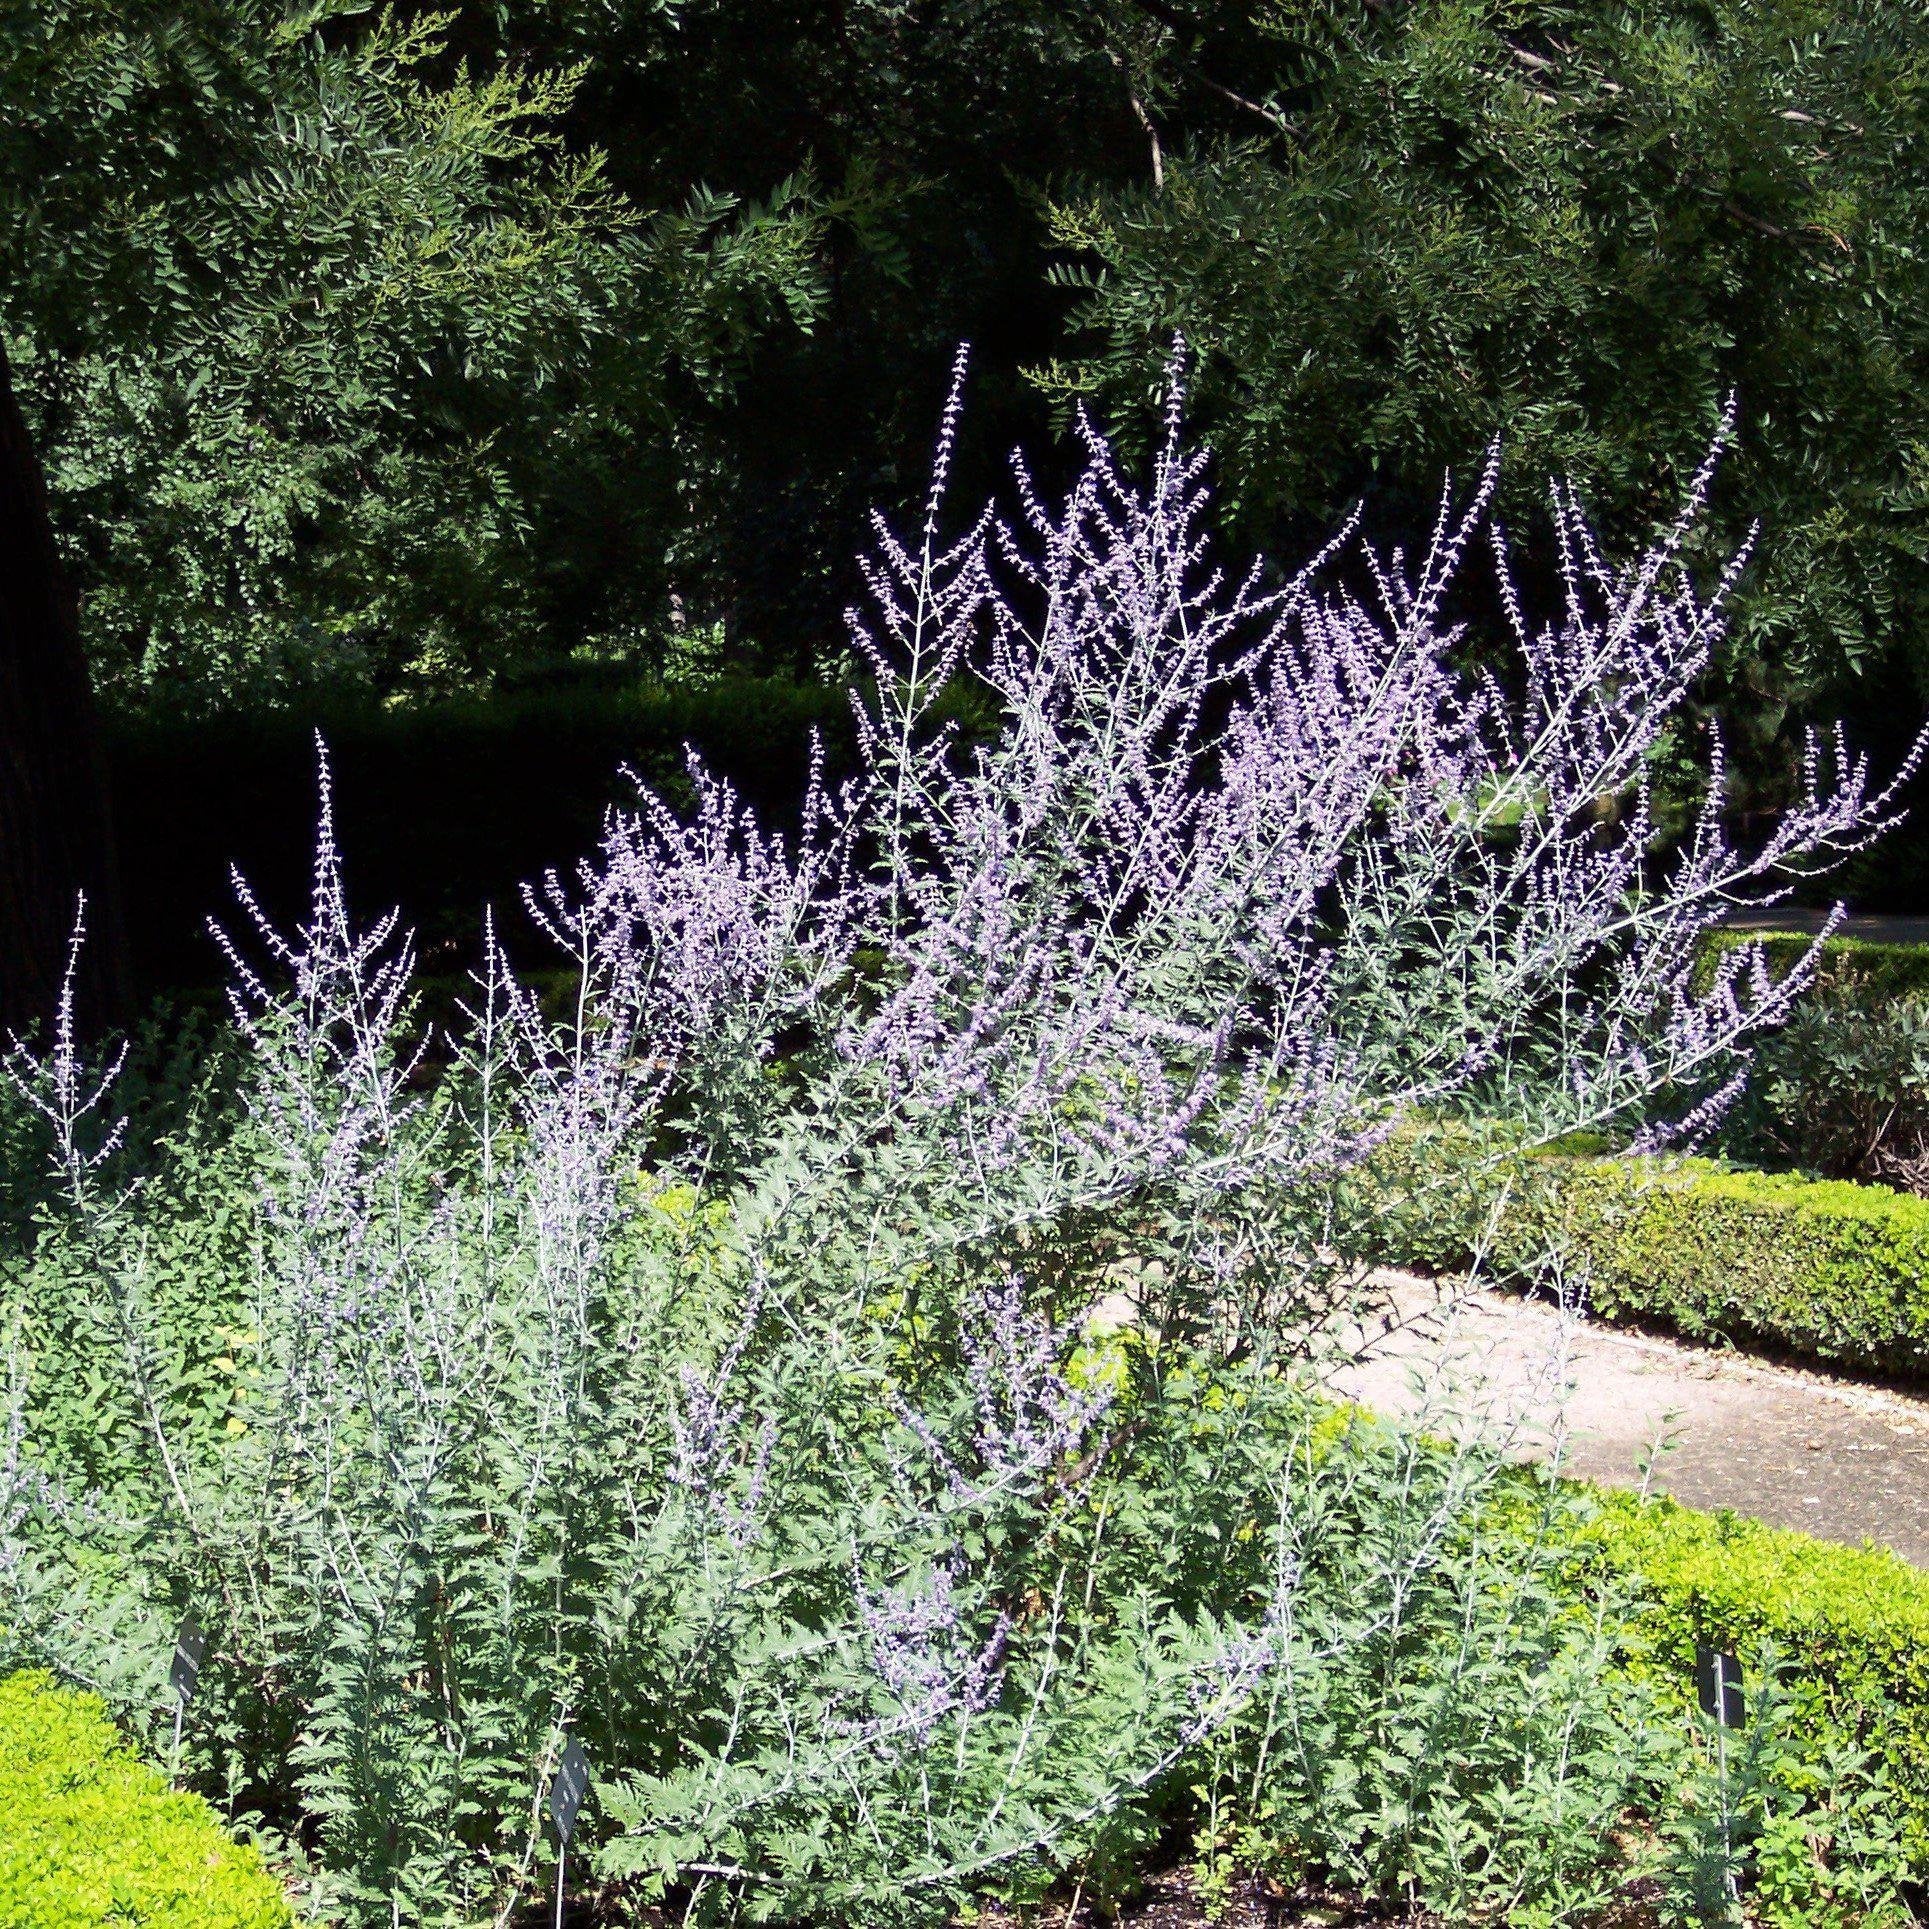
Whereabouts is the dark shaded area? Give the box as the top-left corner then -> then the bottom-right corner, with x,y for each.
456,0 -> 1151,672
512,1860 -> 1620,1928
0,336 -> 126,1032
1833,656 -> 1929,913
106,678 -> 857,996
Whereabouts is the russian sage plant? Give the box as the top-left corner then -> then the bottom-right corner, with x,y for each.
3,351 -> 1916,1925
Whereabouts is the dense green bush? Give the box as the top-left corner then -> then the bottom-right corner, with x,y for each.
0,0 -> 827,705
1729,994 -> 1929,1191
0,1671 -> 292,1929
1506,1157 -> 1929,1378
1183,1418 -> 1663,1923
1210,1455 -> 1929,1924
1,1015 -> 258,1496
1694,932 -> 1929,1188
1697,929 -> 1929,1003
1577,1488 -> 1929,1880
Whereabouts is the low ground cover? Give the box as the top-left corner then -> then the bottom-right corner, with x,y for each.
0,1670 -> 291,1928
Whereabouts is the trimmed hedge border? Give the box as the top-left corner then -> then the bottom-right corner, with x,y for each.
1571,1485 -> 1929,1867
1364,1118 -> 1929,1384
1699,926 -> 1929,1001
1510,1155 -> 1929,1383
1397,927 -> 1929,1382
0,1671 -> 293,1928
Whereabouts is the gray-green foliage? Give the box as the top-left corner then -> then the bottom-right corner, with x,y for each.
3,1052 -> 257,1501
0,0 -> 824,705
1188,1431 -> 1658,1924
0,909 -> 1663,1924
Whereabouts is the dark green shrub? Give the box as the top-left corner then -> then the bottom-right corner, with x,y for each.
1043,0 -> 1929,767
1509,1158 -> 1929,1380
1697,925 -> 1929,1180
0,1671 -> 293,1928
1693,930 -> 1929,1190
106,676 -> 858,991
1731,996 -> 1929,1190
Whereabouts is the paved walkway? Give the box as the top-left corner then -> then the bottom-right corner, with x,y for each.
1326,1275 -> 1929,1567
1718,907 -> 1929,945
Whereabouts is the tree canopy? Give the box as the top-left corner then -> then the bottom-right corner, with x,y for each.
1042,0 -> 1929,756
0,0 -> 824,705
2,0 -> 1927,749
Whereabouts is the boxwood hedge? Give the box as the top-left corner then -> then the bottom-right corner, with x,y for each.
1572,1485 -> 1929,1869
1698,927 -> 1929,1002
1516,1156 -> 1929,1382
1364,1124 -> 1929,1384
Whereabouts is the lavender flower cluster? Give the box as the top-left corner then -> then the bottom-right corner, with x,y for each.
540,344 -> 1916,1353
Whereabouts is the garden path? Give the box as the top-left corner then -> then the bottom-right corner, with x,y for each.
1325,1274 -> 1929,1567
1717,907 -> 1929,944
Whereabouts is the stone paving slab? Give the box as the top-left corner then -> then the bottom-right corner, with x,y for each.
1326,1275 -> 1929,1566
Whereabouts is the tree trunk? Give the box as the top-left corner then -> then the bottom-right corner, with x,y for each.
0,333 -> 128,1037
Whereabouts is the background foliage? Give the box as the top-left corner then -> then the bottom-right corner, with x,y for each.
0,0 -> 825,705
8,0 -> 1929,798
1040,0 -> 1929,799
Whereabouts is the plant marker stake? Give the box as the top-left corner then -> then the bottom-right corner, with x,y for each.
1695,1645 -> 1745,1909
168,1612 -> 206,1779
1695,1644 -> 1745,1730
549,1736 -> 590,1929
